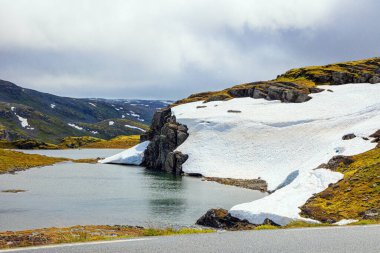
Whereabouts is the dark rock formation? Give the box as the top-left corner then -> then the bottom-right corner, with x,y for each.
196,209 -> 256,230
342,133 -> 356,140
141,108 -> 189,174
317,155 -> 354,171
370,130 -> 380,144
227,82 -> 312,103
196,208 -> 279,230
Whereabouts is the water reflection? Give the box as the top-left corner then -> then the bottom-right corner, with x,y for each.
0,159 -> 266,231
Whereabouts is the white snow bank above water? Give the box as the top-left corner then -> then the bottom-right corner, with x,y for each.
171,83 -> 380,225
99,141 -> 150,165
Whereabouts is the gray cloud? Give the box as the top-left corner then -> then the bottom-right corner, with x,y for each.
0,0 -> 378,99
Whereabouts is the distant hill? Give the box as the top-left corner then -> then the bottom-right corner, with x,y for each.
0,79 -> 171,143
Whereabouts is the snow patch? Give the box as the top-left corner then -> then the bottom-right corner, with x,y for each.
99,141 -> 150,165
109,121 -> 115,126
16,115 -> 29,128
171,83 -> 380,225
50,104 -> 56,109
68,123 -> 84,130
334,219 -> 358,226
125,124 -> 146,132
89,102 -> 97,107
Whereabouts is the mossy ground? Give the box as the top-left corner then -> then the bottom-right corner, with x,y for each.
0,149 -> 67,174
0,149 -> 101,174
79,135 -> 140,149
0,225 -> 214,249
300,148 -> 380,223
0,135 -> 141,150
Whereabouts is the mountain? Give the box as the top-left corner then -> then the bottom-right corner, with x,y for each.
103,57 -> 380,227
0,79 -> 171,143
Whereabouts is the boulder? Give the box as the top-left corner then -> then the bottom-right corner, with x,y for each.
196,209 -> 258,230
369,75 -> 380,84
318,155 -> 354,171
342,133 -> 356,140
361,208 -> 380,220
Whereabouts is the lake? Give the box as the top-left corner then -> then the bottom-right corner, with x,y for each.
0,149 -> 266,231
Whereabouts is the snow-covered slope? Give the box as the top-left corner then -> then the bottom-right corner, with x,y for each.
171,83 -> 380,225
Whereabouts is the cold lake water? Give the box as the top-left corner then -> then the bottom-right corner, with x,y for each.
0,149 -> 266,231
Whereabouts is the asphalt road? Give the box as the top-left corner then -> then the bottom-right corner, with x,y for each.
2,225 -> 379,253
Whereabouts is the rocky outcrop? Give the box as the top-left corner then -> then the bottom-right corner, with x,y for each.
227,82 -> 314,103
141,107 -> 189,174
317,155 -> 354,171
196,208 -> 279,230
370,130 -> 380,145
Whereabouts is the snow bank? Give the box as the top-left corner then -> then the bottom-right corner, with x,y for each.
68,123 -> 83,130
99,141 -> 150,165
334,219 -> 358,226
16,115 -> 29,128
125,124 -> 146,132
171,83 -> 380,225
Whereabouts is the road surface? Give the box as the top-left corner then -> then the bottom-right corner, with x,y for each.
2,225 -> 379,253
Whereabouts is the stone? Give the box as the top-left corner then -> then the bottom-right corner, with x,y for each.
227,110 -> 241,113
309,87 -> 324,93
196,208 -> 258,230
361,208 -> 380,220
369,75 -> 380,84
342,133 -> 356,140
318,155 -> 354,171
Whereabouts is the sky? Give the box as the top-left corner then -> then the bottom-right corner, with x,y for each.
0,0 -> 379,100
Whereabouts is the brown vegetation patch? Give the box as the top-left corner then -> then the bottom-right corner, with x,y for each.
0,225 -> 213,249
204,177 -> 268,192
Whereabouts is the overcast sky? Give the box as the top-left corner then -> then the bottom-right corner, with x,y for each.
0,0 -> 379,100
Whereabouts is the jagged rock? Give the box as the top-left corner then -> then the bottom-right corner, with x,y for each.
342,133 -> 356,140
196,208 -> 258,230
164,151 -> 188,175
141,108 -> 189,174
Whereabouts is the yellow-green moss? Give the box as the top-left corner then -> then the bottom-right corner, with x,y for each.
0,149 -> 67,174
82,135 -> 140,149
0,225 -> 214,249
301,148 -> 380,222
